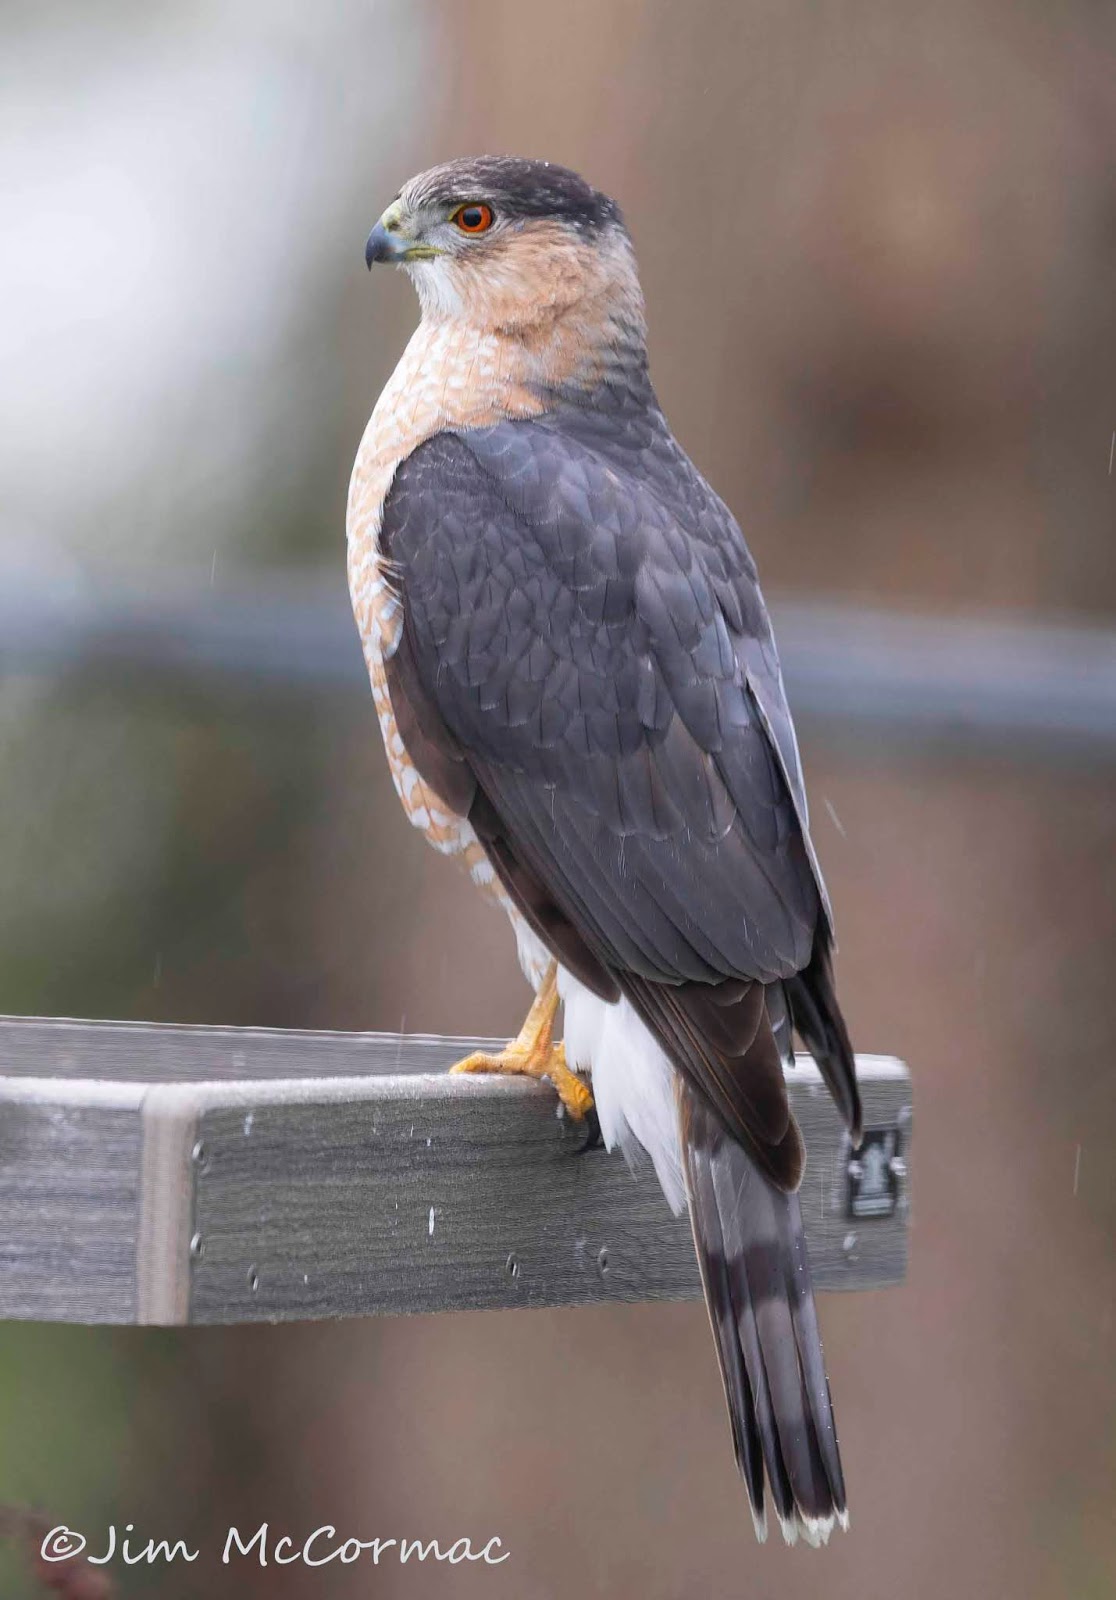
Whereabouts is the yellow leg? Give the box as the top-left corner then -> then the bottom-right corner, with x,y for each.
451,960 -> 594,1120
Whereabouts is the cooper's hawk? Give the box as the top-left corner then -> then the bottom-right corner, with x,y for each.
348,156 -> 861,1545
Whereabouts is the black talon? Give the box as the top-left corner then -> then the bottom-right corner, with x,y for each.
576,1102 -> 603,1152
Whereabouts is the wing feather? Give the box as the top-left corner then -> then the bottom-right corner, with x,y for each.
381,411 -> 860,1170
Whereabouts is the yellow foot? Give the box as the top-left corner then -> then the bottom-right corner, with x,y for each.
450,961 -> 594,1121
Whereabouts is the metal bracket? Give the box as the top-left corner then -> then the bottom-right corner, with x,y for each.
845,1115 -> 909,1222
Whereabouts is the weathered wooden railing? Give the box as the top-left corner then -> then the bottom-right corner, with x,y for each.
0,1018 -> 911,1325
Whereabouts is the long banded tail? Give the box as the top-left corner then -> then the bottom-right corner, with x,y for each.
679,1080 -> 849,1545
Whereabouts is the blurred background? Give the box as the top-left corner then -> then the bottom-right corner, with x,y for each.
1,0 -> 1114,1595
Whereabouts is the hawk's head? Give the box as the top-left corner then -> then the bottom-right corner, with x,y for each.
364,156 -> 643,338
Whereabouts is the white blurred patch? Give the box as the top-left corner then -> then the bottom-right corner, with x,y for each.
0,3 -> 426,571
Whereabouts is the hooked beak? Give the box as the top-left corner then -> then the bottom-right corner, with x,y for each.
365,220 -> 410,268
365,202 -> 440,268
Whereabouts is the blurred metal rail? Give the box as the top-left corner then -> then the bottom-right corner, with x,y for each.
2,578 -> 1115,762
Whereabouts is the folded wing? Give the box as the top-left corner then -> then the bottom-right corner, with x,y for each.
380,412 -> 860,1182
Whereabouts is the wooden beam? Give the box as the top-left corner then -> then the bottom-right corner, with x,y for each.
0,1018 -> 911,1327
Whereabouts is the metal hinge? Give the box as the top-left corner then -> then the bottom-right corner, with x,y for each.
844,1111 -> 910,1221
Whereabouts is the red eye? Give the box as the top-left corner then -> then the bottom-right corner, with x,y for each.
453,203 -> 494,234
